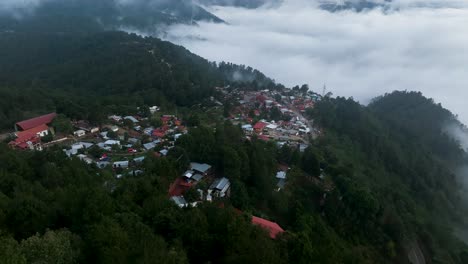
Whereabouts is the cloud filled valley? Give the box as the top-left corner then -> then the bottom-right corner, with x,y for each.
161,0 -> 468,124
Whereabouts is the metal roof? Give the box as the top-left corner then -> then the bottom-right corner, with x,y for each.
171,196 -> 187,207
192,174 -> 203,182
15,113 -> 56,131
191,162 -> 212,174
210,177 -> 230,191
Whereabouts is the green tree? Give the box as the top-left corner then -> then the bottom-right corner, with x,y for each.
20,229 -> 81,264
0,235 -> 26,264
51,115 -> 73,135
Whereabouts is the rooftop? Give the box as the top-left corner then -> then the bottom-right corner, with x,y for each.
15,113 -> 56,131
191,162 -> 212,174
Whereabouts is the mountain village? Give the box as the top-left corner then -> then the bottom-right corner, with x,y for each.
4,86 -> 323,239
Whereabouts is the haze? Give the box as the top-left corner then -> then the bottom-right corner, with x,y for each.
163,0 -> 468,124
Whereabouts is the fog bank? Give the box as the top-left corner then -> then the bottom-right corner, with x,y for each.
163,0 -> 468,125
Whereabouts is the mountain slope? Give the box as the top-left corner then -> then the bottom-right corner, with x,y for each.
309,91 -> 468,263
0,30 -> 278,129
0,0 -> 223,34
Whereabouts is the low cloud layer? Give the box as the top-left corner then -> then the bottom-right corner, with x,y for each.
163,0 -> 468,124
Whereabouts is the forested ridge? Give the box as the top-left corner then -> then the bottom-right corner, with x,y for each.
0,0 -> 222,34
0,31 -> 277,130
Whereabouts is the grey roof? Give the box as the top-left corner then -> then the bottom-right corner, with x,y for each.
192,174 -> 204,182
210,177 -> 230,191
134,156 -> 145,163
124,116 -> 139,123
113,161 -> 129,168
171,196 -> 187,207
128,138 -> 139,144
191,162 -> 212,174
143,142 -> 156,150
277,179 -> 286,189
276,171 -> 287,179
183,170 -> 194,178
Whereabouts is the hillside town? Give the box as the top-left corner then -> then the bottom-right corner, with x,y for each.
3,86 -> 324,239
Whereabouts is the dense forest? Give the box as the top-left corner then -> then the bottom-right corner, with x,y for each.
0,31 -> 279,130
0,91 -> 467,263
0,0 -> 222,34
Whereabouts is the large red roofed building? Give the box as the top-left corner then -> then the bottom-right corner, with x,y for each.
15,113 -> 56,131
251,216 -> 285,239
9,124 -> 50,150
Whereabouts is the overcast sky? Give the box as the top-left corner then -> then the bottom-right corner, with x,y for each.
162,0 -> 468,124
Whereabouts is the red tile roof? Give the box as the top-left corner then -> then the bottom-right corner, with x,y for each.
9,124 -> 49,149
15,113 -> 56,131
253,122 -> 267,130
168,177 -> 193,197
252,216 -> 284,239
16,124 -> 49,139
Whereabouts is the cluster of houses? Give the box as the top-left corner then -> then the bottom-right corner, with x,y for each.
62,111 -> 188,177
216,86 -> 321,150
7,106 -> 288,239
7,107 -> 189,178
169,162 -> 232,207
169,161 -> 285,239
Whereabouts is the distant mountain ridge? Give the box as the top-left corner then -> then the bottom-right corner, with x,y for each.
196,0 -> 277,8
0,0 -> 223,34
319,0 -> 392,12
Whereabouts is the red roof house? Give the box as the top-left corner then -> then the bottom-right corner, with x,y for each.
9,125 -> 49,149
168,177 -> 194,197
15,113 -> 56,131
152,127 -> 167,138
251,216 -> 285,239
253,122 -> 267,132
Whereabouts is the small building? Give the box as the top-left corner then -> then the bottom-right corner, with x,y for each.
190,162 -> 212,175
276,179 -> 286,191
110,126 -> 119,132
143,140 -> 160,150
77,154 -> 93,165
104,140 -> 120,146
171,196 -> 188,208
113,160 -> 129,169
253,122 -> 267,133
149,106 -> 159,114
74,130 -> 86,137
209,177 -> 231,198
100,131 -> 109,139
128,138 -> 139,144
241,124 -> 253,132
108,115 -> 122,122
96,161 -> 110,169
276,171 -> 287,179
133,156 -> 145,164
124,116 -> 139,123
192,174 -> 204,182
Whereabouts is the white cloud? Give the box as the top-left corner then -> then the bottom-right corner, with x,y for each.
163,0 -> 468,125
